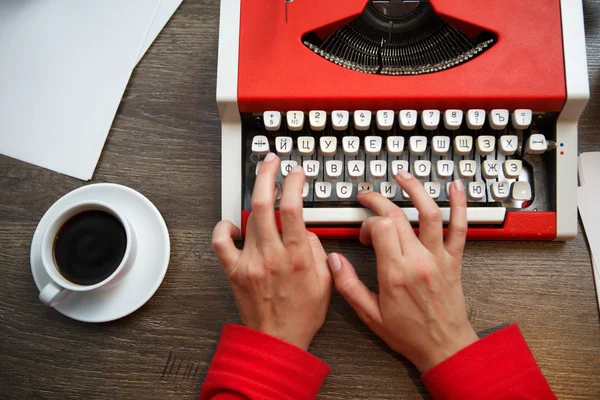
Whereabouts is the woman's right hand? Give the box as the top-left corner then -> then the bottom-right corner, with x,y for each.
327,170 -> 479,373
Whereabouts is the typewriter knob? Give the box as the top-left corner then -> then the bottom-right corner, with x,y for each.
367,0 -> 433,34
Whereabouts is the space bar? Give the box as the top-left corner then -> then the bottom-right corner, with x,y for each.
302,207 -> 506,225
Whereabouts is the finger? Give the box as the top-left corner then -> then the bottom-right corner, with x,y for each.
445,180 -> 468,259
328,253 -> 383,330
395,169 -> 444,254
357,191 -> 415,243
280,166 -> 310,249
212,220 -> 242,273
251,152 -> 282,244
244,211 -> 259,249
359,217 -> 404,273
308,232 -> 332,282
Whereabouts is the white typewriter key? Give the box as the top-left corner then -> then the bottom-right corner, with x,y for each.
303,160 -> 320,179
425,182 -> 441,200
476,135 -> 496,155
391,160 -> 409,176
309,110 -> 327,131
525,134 -> 548,154
482,160 -> 501,179
342,136 -> 360,156
263,111 -> 282,131
275,136 -> 293,156
503,160 -> 522,179
489,109 -> 509,130
511,181 -> 532,201
255,161 -> 263,175
454,136 -> 473,156
358,182 -> 374,192
380,182 -> 397,199
297,136 -> 315,156
314,182 -> 332,199
467,109 -> 486,130
326,160 -> 343,179
422,110 -> 440,130
499,135 -> 519,155
409,136 -> 427,155
251,135 -> 270,155
302,182 -> 309,199
413,160 -> 432,179
402,188 -> 411,199
370,160 -> 387,178
468,182 -> 486,201
512,109 -> 533,130
348,160 -> 365,179
491,182 -> 510,201
319,136 -> 337,156
354,110 -> 372,131
365,136 -> 382,156
376,110 -> 394,130
281,160 -> 298,176
444,110 -> 463,130
458,160 -> 477,178
399,110 -> 417,130
387,136 -> 405,156
436,160 -> 454,179
332,110 -> 349,131
336,182 -> 353,199
286,111 -> 304,131
445,182 -> 452,197
432,136 -> 451,156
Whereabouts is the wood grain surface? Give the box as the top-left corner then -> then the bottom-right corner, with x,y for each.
1,0 -> 600,398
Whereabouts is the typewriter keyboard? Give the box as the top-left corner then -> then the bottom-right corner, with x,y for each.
242,110 -> 556,225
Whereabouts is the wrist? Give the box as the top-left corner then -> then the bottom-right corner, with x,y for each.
416,328 -> 479,373
246,322 -> 313,351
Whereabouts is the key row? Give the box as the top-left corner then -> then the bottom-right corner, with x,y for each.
251,134 -> 547,157
293,180 -> 531,202
262,109 -> 534,132
256,159 -> 524,180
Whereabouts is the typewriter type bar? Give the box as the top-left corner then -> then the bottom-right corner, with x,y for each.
217,0 -> 590,240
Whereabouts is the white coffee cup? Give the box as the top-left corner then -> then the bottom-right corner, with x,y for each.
38,200 -> 137,307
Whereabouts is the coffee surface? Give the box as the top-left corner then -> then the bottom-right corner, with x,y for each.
54,210 -> 127,285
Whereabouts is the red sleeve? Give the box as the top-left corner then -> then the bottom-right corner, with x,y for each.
421,324 -> 556,400
200,324 -> 330,400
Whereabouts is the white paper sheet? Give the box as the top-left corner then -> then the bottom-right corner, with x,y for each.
577,153 -> 600,312
137,0 -> 184,65
0,0 -> 179,180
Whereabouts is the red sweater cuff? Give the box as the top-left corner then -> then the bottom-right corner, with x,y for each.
421,324 -> 555,400
200,324 -> 330,400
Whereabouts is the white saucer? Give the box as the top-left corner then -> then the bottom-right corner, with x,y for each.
31,183 -> 170,323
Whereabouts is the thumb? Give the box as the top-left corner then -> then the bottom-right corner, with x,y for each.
328,253 -> 382,328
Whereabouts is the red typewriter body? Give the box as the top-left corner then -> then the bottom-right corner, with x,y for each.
217,0 -> 589,240
237,0 -> 566,112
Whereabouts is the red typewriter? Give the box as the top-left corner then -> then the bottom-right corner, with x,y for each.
217,0 -> 589,240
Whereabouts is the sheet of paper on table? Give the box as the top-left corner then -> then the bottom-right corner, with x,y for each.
0,0 -> 182,180
577,152 -> 600,314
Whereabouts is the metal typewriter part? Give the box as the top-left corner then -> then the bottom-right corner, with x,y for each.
243,110 -> 556,225
303,0 -> 496,75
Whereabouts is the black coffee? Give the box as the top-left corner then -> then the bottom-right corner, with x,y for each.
54,210 -> 127,285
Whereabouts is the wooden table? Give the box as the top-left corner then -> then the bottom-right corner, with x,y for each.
1,1 -> 599,398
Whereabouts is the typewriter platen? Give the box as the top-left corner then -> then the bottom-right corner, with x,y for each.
217,0 -> 589,240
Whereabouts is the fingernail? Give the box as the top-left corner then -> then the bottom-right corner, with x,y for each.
453,180 -> 464,193
289,165 -> 303,174
327,253 -> 341,273
264,152 -> 276,163
396,169 -> 412,180
358,189 -> 370,195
